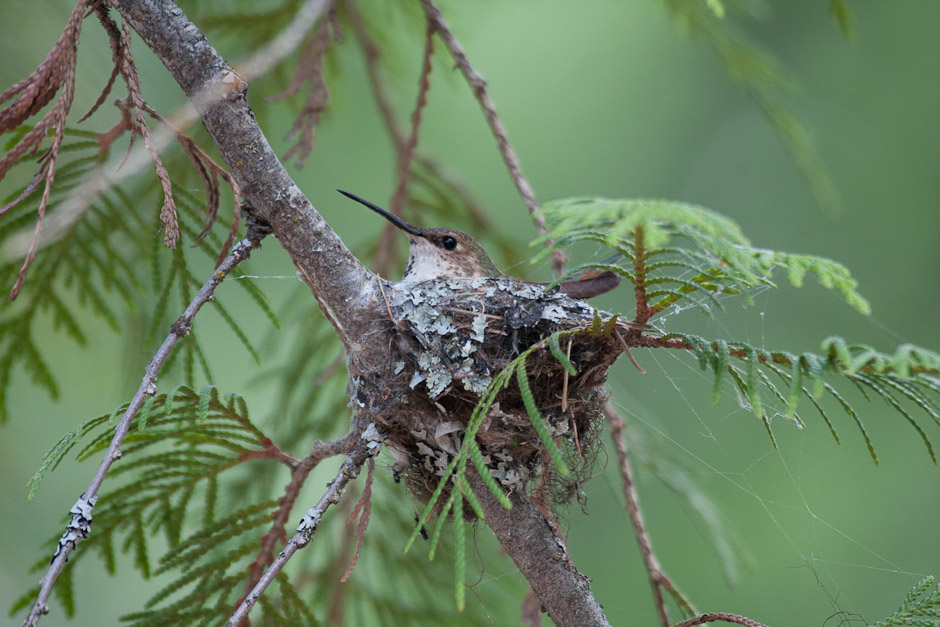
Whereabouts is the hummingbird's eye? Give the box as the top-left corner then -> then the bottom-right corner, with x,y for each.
441,236 -> 458,250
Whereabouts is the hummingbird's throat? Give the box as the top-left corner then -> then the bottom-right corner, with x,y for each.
402,237 -> 483,282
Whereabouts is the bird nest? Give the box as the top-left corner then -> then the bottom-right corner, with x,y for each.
373,277 -> 626,513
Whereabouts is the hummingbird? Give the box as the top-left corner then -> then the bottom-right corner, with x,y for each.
337,190 -> 621,299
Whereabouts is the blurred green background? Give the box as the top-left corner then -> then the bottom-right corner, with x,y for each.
2,1 -> 939,625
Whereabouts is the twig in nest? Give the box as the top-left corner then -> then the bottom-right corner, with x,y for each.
561,336 -> 572,413
377,280 -> 396,325
570,415 -> 582,461
616,330 -> 647,375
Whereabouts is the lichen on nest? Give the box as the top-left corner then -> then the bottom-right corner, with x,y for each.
376,276 -> 626,511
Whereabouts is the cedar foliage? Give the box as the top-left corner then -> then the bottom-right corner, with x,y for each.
2,1 -> 938,625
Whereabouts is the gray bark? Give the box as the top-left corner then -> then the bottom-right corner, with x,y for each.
108,0 -> 613,624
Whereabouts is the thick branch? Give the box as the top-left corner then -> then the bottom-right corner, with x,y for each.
110,0 -> 377,339
467,470 -> 611,627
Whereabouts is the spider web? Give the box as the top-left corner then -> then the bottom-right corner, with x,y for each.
592,284 -> 939,625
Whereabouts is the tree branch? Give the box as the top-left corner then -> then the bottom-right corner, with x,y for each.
23,228 -> 266,627
347,0 -> 495,238
604,399 -> 686,626
418,0 -> 567,276
227,423 -> 384,627
240,429 -> 363,603
110,0 -> 377,340
467,469 -> 611,627
673,613 -> 769,627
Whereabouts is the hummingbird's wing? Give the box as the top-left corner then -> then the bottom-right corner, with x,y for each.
555,270 -> 621,299
551,253 -> 624,299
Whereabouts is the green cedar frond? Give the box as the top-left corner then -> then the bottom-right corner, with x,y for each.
427,490 -> 456,562
705,0 -> 725,19
9,587 -> 40,619
26,411 -> 113,501
821,337 -> 940,379
405,346 -> 525,553
0,133 -> 154,422
19,386 -> 277,620
549,332 -> 578,376
407,328 -> 584,558
211,296 -> 261,365
255,308 -> 348,445
856,374 -> 936,464
874,576 -> 940,627
198,384 -> 214,423
452,488 -> 466,612
139,183 -> 275,389
532,197 -> 870,319
154,499 -> 278,575
663,332 -> 939,464
725,364 -> 776,447
517,365 -> 570,477
341,490 -> 516,625
455,472 -> 484,520
137,395 -> 159,431
232,267 -> 281,330
54,562 -> 75,618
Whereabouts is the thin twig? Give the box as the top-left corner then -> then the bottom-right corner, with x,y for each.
419,0 -> 567,276
347,0 -> 504,275
347,0 -> 492,229
23,230 -> 265,627
235,0 -> 333,83
603,399 -> 676,627
226,424 -> 384,627
466,468 -> 610,626
3,0 -> 330,265
340,456 -> 375,581
389,19 -> 434,217
326,487 -> 357,624
112,16 -> 179,247
239,429 -> 362,603
236,437 -> 301,468
615,329 -> 647,374
562,337 -> 571,412
373,18 -> 436,274
137,101 -> 242,263
276,19 -> 332,168
673,613 -> 769,627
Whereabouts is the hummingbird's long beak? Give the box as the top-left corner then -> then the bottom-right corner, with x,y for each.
337,189 -> 423,237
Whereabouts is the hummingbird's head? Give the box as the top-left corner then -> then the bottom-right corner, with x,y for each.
338,190 -> 501,282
